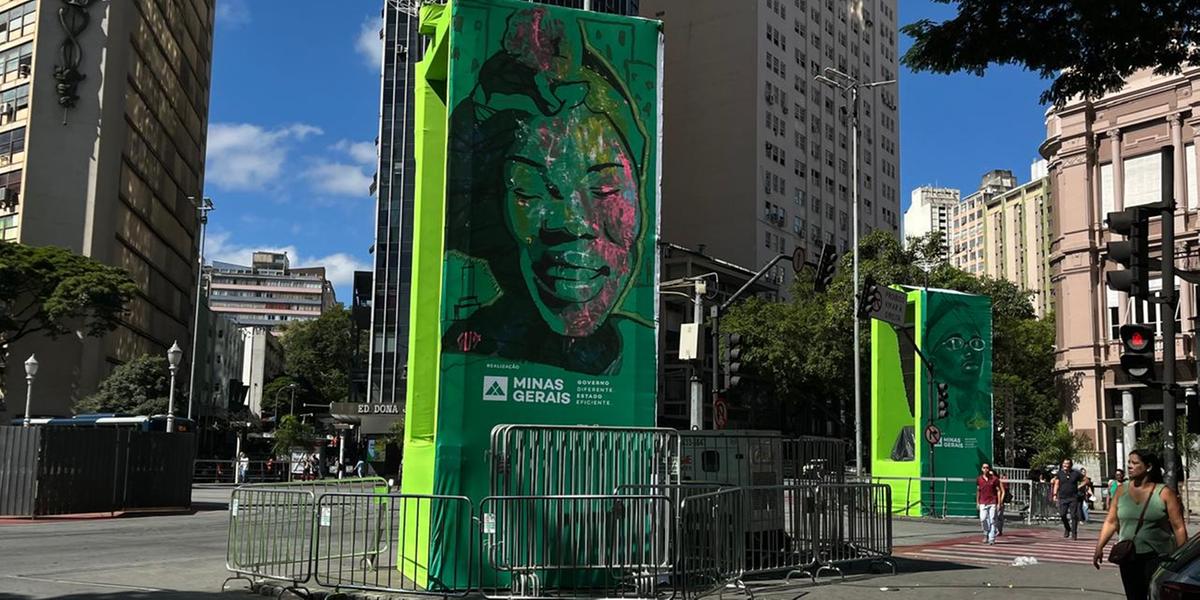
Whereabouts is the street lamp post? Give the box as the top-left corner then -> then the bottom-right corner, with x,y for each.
186,196 -> 213,424
814,67 -> 895,476
22,354 -> 37,427
167,341 -> 183,433
289,384 -> 298,417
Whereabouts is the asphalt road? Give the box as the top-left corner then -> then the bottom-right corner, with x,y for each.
0,487 -> 1128,600
0,487 -> 255,600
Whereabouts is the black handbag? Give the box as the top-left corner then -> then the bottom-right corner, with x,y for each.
1109,483 -> 1156,566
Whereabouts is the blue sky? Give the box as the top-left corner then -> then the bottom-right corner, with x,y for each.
204,1 -> 1054,300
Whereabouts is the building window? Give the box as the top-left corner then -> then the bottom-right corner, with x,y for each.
0,213 -> 16,241
0,2 -> 36,44
0,126 -> 26,166
0,42 -> 31,83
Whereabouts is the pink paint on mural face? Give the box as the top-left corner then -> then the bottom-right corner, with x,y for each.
504,108 -> 641,337
504,9 -> 566,73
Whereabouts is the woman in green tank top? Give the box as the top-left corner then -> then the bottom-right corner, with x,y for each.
1092,450 -> 1189,600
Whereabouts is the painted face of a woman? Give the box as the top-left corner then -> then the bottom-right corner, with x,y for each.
931,326 -> 985,386
503,105 -> 641,337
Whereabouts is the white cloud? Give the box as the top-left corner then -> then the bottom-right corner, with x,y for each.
356,17 -> 384,70
216,0 -> 251,27
206,231 -> 370,288
305,161 -> 373,197
206,123 -> 322,191
334,139 -> 377,166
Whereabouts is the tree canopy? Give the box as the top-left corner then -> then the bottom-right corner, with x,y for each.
0,241 -> 137,348
277,305 -> 355,405
74,354 -> 172,416
722,231 -> 1068,464
901,1 -> 1200,106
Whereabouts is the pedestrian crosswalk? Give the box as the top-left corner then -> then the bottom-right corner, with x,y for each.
896,527 -> 1116,568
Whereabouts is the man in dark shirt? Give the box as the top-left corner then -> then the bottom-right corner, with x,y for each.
976,462 -> 1002,544
1051,458 -> 1083,539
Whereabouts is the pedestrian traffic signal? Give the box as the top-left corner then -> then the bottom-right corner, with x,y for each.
858,276 -> 881,320
1118,324 -> 1156,383
936,383 -> 949,419
813,242 -> 837,292
726,333 -> 745,389
1106,208 -> 1151,300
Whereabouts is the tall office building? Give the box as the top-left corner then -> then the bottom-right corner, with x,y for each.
208,252 -> 337,330
903,186 -> 958,246
1,0 -> 215,420
641,0 -> 902,290
950,169 -> 1015,275
982,165 -> 1053,317
1043,67 -> 1200,472
367,0 -> 641,406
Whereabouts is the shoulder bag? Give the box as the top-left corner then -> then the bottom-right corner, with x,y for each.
1109,483 -> 1156,565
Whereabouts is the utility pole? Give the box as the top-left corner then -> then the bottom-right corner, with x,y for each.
690,280 -> 705,430
187,196 -> 213,423
1161,146 -> 1179,489
815,67 -> 896,475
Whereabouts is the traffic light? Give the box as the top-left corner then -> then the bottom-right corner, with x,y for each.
726,333 -> 745,389
813,242 -> 837,292
858,276 -> 880,320
1106,208 -> 1151,299
936,383 -> 949,419
1118,324 -> 1156,383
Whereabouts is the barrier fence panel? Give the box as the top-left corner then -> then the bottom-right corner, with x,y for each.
194,459 -> 292,484
224,487 -> 316,594
490,425 -> 680,497
480,494 -> 673,599
314,493 -> 475,597
782,437 -> 847,482
677,488 -> 746,600
806,484 -> 894,580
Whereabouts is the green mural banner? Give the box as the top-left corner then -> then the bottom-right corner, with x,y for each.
871,288 -> 993,517
400,0 -> 663,589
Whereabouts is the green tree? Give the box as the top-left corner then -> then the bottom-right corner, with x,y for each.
272,414 -> 316,457
724,231 -> 1066,461
0,241 -> 137,349
74,354 -> 172,415
278,305 -> 354,404
902,1 -> 1200,106
1030,421 -> 1093,470
1136,417 -> 1200,477
261,375 -> 320,417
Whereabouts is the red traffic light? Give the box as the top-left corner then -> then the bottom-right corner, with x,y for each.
1120,324 -> 1154,352
1129,330 -> 1147,350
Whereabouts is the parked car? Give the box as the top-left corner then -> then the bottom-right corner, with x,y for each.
1150,532 -> 1200,599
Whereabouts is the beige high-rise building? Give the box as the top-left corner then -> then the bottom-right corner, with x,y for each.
209,251 -> 337,330
641,0 -> 902,290
951,170 -> 1016,276
1042,67 -> 1200,470
903,185 -> 958,246
983,167 -> 1054,317
0,0 -> 215,420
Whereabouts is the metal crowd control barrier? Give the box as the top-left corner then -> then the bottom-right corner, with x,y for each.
479,494 -> 674,599
222,477 -> 390,597
677,488 -> 748,599
314,492 -> 475,598
490,425 -> 680,496
782,437 -> 847,482
224,487 -> 317,597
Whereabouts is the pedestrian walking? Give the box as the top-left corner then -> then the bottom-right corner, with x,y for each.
996,472 -> 1009,536
976,462 -> 1002,545
1052,458 -> 1083,539
1108,469 -> 1125,509
237,452 -> 249,484
1080,467 -> 1095,522
1093,450 -> 1188,600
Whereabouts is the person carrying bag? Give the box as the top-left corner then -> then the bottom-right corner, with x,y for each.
1093,450 -> 1188,600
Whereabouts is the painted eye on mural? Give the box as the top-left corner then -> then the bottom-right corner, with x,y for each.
589,185 -> 623,199
941,335 -> 985,352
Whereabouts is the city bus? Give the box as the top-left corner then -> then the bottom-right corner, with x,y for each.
11,413 -> 195,433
